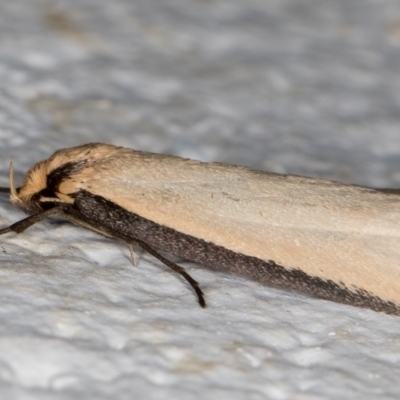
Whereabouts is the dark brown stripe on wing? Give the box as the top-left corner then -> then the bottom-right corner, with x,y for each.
74,190 -> 400,316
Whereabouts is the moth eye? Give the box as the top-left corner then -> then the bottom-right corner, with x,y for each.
28,188 -> 59,211
37,187 -> 56,198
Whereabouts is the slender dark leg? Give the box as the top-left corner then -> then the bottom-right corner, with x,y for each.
0,206 -> 66,235
137,240 -> 206,308
0,204 -> 206,308
56,205 -> 207,307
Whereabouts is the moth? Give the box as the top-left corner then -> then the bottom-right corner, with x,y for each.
1,142 -> 400,315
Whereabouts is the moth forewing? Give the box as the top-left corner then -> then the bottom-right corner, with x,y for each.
1,142 -> 400,315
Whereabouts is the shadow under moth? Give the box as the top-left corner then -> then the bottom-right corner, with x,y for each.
1,142 -> 400,315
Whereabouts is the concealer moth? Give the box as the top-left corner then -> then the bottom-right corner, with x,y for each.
1,142 -> 400,315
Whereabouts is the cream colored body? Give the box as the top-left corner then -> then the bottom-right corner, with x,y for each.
17,144 -> 400,307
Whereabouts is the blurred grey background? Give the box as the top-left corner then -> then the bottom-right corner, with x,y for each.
1,0 -> 400,186
1,1 -> 400,399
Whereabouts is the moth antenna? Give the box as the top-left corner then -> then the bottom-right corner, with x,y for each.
9,159 -> 19,203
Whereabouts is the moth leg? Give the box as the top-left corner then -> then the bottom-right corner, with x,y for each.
60,209 -> 115,239
38,205 -> 206,308
63,209 -> 205,306
0,205 -> 107,237
0,206 -> 65,235
62,208 -> 206,307
0,205 -> 206,308
60,208 -> 139,267
127,242 -> 138,266
137,240 -> 206,308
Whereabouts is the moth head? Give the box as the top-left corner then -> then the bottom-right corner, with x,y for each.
9,143 -> 119,214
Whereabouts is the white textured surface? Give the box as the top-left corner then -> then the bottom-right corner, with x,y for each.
0,1 -> 400,399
